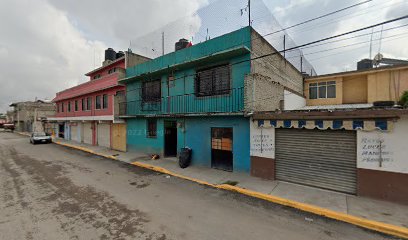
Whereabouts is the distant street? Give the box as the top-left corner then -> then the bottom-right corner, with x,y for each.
0,132 -> 395,240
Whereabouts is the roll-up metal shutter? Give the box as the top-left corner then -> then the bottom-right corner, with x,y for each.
71,125 -> 78,143
83,123 -> 93,145
275,129 -> 356,194
97,123 -> 111,148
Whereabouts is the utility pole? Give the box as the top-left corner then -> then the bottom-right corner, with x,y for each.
248,0 -> 251,26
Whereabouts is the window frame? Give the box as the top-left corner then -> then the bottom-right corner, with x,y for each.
81,98 -> 86,111
146,119 -> 157,138
102,94 -> 108,109
95,95 -> 101,110
87,97 -> 92,111
309,81 -> 336,99
141,79 -> 161,103
195,64 -> 231,97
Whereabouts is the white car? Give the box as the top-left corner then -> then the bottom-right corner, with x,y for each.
30,132 -> 52,144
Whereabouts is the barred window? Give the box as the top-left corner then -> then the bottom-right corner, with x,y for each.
195,65 -> 230,96
147,119 -> 157,138
142,79 -> 161,102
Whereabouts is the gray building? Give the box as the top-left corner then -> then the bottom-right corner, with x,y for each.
8,100 -> 55,133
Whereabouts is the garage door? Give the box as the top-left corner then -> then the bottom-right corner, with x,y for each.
112,123 -> 126,152
83,123 -> 93,145
70,125 -> 78,142
275,129 -> 356,194
97,123 -> 111,148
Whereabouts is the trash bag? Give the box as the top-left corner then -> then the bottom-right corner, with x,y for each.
179,147 -> 192,168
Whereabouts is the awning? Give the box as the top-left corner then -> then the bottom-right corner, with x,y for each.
254,119 -> 394,132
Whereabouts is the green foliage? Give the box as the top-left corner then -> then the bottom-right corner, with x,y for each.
400,91 -> 408,108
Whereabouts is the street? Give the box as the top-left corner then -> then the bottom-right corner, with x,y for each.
0,132 -> 396,240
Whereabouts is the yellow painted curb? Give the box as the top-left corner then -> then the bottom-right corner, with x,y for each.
130,161 -> 408,239
51,141 -> 408,239
54,141 -> 118,161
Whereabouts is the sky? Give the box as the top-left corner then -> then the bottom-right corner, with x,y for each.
0,0 -> 407,113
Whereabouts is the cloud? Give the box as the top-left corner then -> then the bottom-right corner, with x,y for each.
0,0 -> 106,112
0,0 -> 207,112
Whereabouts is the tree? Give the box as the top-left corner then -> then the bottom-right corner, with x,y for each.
400,91 -> 408,108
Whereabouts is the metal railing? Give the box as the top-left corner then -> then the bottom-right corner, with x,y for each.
119,87 -> 244,116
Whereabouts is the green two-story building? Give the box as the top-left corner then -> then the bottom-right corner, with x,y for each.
119,27 -> 304,172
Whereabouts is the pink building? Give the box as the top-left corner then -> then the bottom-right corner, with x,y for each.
48,49 -> 149,151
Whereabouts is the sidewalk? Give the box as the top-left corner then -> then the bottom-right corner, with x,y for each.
45,136 -> 408,238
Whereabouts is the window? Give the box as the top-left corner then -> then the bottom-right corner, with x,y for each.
142,80 -> 161,102
61,103 -> 64,112
195,65 -> 230,96
67,102 -> 71,112
87,97 -> 92,110
93,74 -> 101,80
82,98 -> 86,111
57,104 -> 59,113
108,68 -> 116,74
147,119 -> 157,138
74,100 -> 78,111
103,94 -> 108,109
309,81 -> 336,99
95,95 -> 101,109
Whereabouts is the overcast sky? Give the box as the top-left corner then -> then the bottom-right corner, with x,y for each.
1,0 -> 407,112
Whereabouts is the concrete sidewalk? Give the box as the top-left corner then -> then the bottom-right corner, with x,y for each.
16,132 -> 405,238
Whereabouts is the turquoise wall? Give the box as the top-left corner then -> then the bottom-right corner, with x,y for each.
127,116 -> 250,172
126,118 -> 164,155
184,116 -> 250,172
125,53 -> 250,115
126,27 -> 251,78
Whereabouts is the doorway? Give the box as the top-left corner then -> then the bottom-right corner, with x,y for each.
164,121 -> 178,157
58,123 -> 64,138
211,127 -> 233,171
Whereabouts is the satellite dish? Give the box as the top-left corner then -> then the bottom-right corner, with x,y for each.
374,53 -> 383,62
373,53 -> 383,67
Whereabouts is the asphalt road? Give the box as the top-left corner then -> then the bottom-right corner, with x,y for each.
0,132 -> 396,240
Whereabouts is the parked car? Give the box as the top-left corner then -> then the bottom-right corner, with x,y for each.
30,132 -> 52,144
3,123 -> 15,132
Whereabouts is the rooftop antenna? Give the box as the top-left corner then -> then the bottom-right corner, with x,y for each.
378,25 -> 384,55
369,28 -> 374,59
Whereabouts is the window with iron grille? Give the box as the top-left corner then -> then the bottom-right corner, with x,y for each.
195,65 -> 230,96
147,119 -> 157,138
142,79 -> 161,102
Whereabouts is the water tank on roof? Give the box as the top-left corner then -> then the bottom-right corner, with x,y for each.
175,39 -> 189,51
116,51 -> 125,59
357,59 -> 373,70
105,48 -> 116,61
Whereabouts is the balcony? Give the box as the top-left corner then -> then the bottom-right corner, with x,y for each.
119,87 -> 244,116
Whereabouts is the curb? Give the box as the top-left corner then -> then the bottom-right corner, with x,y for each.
47,138 -> 408,239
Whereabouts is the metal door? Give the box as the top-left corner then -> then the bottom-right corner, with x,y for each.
112,123 -> 127,152
275,129 -> 357,194
211,128 -> 233,171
